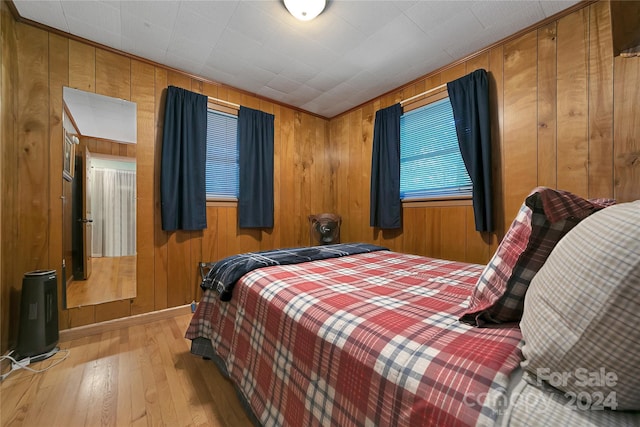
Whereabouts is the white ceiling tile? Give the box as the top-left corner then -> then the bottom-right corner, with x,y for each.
204,48 -> 278,86
14,0 -> 581,118
297,47 -> 341,72
266,75 -> 303,93
227,74 -> 265,94
278,93 -> 305,106
404,1 -> 475,32
240,0 -> 294,24
305,73 -> 342,93
295,14 -> 366,55
13,1 -> 68,32
257,85 -> 289,102
166,35 -> 214,64
389,1 -> 420,13
331,1 -> 405,34
200,64 -> 237,87
278,60 -> 318,83
180,0 -> 238,25
225,2 -> 279,44
298,100 -> 324,115
316,98 -> 354,117
289,84 -> 324,100
236,65 -> 278,85
410,49 -> 455,75
121,12 -> 172,51
345,14 -> 426,70
262,30 -> 339,70
311,89 -> 349,106
249,49 -> 289,75
326,82 -> 360,100
121,37 -> 167,63
471,1 -> 545,30
171,4 -> 228,45
204,47 -> 240,69
65,16 -> 122,50
316,60 -> 362,85
119,1 -> 180,30
164,51 -> 205,75
344,71 -> 385,93
425,9 -> 483,51
409,53 -> 456,80
540,1 -> 580,18
214,27 -> 263,59
372,12 -> 427,47
61,1 -> 121,35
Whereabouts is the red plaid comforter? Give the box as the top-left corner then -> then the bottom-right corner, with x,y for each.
186,251 -> 523,426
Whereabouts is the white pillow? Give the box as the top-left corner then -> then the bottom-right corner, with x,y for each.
520,201 -> 640,410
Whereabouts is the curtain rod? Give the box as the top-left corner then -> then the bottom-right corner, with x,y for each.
208,96 -> 240,109
208,82 -> 446,109
400,82 -> 447,105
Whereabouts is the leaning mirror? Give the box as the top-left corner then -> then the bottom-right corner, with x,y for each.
62,87 -> 137,308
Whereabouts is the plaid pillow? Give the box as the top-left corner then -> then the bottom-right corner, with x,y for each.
521,201 -> 640,410
460,187 -> 612,326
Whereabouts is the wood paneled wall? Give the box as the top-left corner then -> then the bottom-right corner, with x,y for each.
330,0 -> 639,264
2,0 -> 639,352
1,2 -> 19,355
0,9 -> 331,351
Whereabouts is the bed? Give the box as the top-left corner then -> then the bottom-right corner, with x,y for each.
186,189 -> 640,427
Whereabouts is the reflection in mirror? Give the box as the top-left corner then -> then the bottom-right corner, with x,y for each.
62,87 -> 137,308
63,87 -> 137,143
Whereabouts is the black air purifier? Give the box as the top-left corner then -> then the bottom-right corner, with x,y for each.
14,270 -> 59,361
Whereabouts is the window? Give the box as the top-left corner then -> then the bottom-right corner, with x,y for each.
400,97 -> 471,200
205,109 -> 238,199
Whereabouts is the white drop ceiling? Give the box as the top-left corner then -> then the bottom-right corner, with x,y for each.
13,0 -> 580,118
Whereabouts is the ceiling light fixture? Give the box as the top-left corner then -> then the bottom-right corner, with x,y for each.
284,0 -> 326,21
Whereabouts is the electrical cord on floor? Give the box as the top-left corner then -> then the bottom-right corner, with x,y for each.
0,347 -> 70,381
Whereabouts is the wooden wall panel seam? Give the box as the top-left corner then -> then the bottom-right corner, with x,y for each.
2,1 -> 638,343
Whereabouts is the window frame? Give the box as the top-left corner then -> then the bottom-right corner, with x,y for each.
400,88 -> 472,205
205,100 -> 239,204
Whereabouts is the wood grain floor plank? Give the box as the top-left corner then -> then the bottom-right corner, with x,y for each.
171,314 -> 252,426
148,320 -> 182,426
54,333 -> 103,426
166,319 -> 213,427
126,323 -> 150,426
116,327 -> 133,427
137,323 -> 165,426
1,313 -> 252,427
1,370 -> 42,425
22,346 -> 77,426
155,319 -> 196,427
84,331 -> 120,427
48,336 -> 97,427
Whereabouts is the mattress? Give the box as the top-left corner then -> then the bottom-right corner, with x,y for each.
186,250 -> 523,426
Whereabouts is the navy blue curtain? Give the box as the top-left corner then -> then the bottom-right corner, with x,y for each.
160,86 -> 208,231
370,103 -> 402,229
238,106 -> 274,228
447,69 -> 493,232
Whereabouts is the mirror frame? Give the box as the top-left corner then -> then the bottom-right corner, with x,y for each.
62,87 -> 138,309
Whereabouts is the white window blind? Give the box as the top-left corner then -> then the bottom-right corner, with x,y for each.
400,98 -> 472,199
206,109 -> 238,199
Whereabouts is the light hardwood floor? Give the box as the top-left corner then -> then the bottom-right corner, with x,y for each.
0,314 -> 252,426
66,256 -> 137,307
